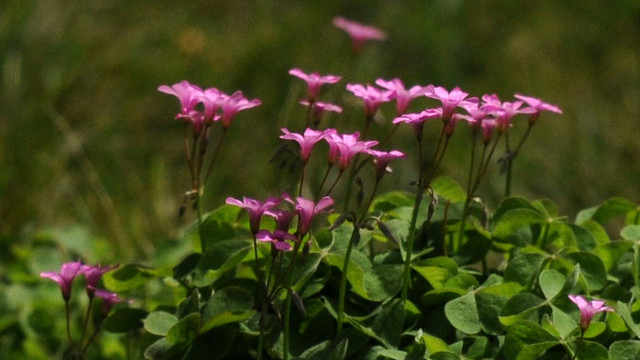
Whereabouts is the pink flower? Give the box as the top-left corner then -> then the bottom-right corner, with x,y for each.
265,208 -> 297,232
333,16 -> 387,53
40,261 -> 83,301
569,295 -> 613,331
289,68 -> 342,102
300,100 -> 343,125
256,230 -> 297,251
177,110 -> 206,136
219,91 -> 261,129
284,195 -> 334,235
480,118 -> 497,144
328,132 -> 379,171
226,196 -> 280,234
376,78 -> 429,115
392,108 -> 442,140
514,94 -> 563,124
280,128 -> 336,163
81,264 -> 119,298
425,86 -> 476,123
158,80 -> 203,116
482,94 -> 536,132
346,84 -> 394,118
198,87 -> 223,123
95,289 -> 125,317
368,150 -> 405,179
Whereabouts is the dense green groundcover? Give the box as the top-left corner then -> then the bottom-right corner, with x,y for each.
6,180 -> 640,359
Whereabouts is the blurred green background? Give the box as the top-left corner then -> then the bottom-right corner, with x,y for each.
2,0 -> 639,261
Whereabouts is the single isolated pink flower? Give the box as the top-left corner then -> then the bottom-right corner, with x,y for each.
40,261 -> 83,301
376,78 -> 429,115
158,80 -> 203,116
81,264 -> 119,298
300,100 -> 343,125
226,196 -> 280,234
514,94 -> 563,124
256,230 -> 297,251
218,91 -> 261,129
280,128 -> 337,163
333,16 -> 387,53
368,150 -> 405,179
284,195 -> 334,235
569,294 -> 613,331
425,85 -> 476,123
346,84 -> 394,118
289,68 -> 342,102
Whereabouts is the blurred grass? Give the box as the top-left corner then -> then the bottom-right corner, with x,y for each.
1,0 -> 639,260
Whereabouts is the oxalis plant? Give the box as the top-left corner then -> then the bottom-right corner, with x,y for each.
38,16 -> 640,360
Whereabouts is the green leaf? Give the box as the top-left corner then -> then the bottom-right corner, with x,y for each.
504,253 -> 548,287
194,239 -> 252,287
564,252 -> 607,291
492,209 -> 546,242
143,311 -> 178,336
372,191 -> 414,212
290,253 -> 324,292
567,223 -> 598,251
103,264 -> 159,292
609,340 -> 640,360
172,253 -> 202,280
539,270 -> 566,301
347,299 -> 405,349
144,338 -> 180,360
431,176 -> 466,203
580,220 -> 610,246
499,293 -> 546,326
493,197 -> 540,223
622,225 -> 640,241
421,332 -> 451,355
445,291 -> 481,334
589,197 -> 636,225
576,340 -> 608,360
593,240 -> 633,271
614,301 -> 640,338
102,308 -> 147,333
166,313 -> 200,344
201,286 -> 254,333
550,305 -> 577,339
501,320 -> 558,360
362,264 -> 403,301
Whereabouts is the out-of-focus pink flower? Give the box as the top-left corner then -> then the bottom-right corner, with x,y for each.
158,81 -> 203,116
256,230 -> 297,251
198,88 -> 223,123
177,110 -> 206,136
289,69 -> 342,102
81,264 -> 119,298
569,295 -> 613,331
95,289 -> 125,317
265,208 -> 297,232
40,261 -> 83,301
376,78 -> 428,115
328,132 -> 379,171
481,118 -> 497,144
368,150 -> 405,179
333,17 -> 387,53
392,108 -> 442,140
219,91 -> 261,129
514,94 -> 563,124
284,195 -> 334,235
300,100 -> 343,125
280,128 -> 336,163
226,196 -> 280,234
425,86 -> 476,123
346,84 -> 394,118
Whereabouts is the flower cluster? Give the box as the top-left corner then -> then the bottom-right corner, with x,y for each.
158,80 -> 261,132
226,194 -> 334,251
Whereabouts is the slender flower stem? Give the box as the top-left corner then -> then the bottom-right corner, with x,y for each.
401,133 -> 425,303
283,291 -> 292,360
315,164 -> 334,201
324,170 -> 345,198
571,331 -> 584,360
359,179 -> 380,223
203,128 -> 228,184
457,132 -> 479,254
81,325 -> 101,354
505,123 -> 534,197
80,297 -> 94,345
337,223 -> 360,334
65,300 -> 73,348
298,163 -> 307,197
